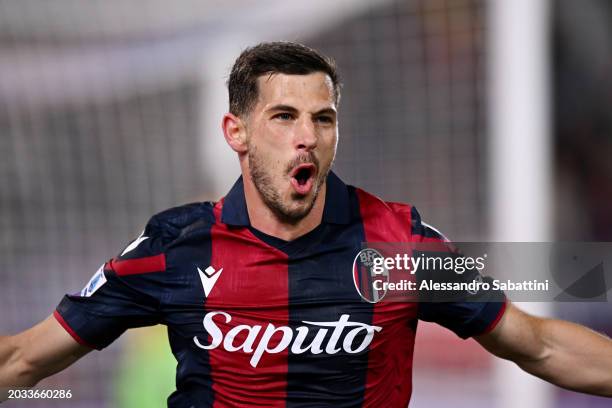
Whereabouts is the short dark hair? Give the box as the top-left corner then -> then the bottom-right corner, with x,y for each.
228,42 -> 341,117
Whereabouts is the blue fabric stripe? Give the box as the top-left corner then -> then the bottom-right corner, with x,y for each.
166,203 -> 216,408
285,187 -> 373,408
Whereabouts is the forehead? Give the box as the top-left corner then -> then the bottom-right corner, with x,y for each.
255,72 -> 335,109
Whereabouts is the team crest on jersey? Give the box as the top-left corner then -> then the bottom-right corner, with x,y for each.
80,264 -> 107,297
352,248 -> 389,303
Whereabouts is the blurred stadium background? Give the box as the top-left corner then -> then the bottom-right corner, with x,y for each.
0,0 -> 610,406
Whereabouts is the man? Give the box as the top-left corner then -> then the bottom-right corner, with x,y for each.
0,42 -> 611,407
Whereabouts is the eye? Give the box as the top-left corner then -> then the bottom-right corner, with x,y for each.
273,112 -> 294,121
315,115 -> 334,125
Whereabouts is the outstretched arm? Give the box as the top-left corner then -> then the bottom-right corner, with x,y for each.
0,315 -> 91,393
476,302 -> 612,397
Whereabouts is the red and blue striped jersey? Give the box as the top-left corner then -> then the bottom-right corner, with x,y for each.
55,172 -> 505,407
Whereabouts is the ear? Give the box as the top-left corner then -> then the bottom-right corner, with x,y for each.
222,113 -> 248,154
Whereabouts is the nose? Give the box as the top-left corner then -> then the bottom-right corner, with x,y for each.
294,118 -> 317,151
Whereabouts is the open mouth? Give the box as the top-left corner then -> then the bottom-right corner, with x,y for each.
290,164 -> 316,195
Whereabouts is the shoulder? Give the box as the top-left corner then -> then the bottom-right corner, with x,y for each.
146,202 -> 216,241
117,201 -> 216,261
352,186 -> 448,242
352,187 -> 412,218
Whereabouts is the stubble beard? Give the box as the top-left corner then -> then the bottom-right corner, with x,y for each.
248,145 -> 330,225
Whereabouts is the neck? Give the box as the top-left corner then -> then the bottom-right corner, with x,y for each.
242,174 -> 326,242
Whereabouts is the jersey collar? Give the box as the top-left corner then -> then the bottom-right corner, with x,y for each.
221,171 -> 350,227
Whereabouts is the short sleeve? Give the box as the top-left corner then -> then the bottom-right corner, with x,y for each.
411,207 -> 507,339
54,224 -> 168,349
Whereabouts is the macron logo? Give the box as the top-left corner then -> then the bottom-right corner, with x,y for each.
197,266 -> 223,297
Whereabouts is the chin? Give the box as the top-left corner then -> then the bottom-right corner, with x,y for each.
287,200 -> 313,216
276,197 -> 316,223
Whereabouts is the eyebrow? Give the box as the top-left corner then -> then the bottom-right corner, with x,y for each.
266,104 -> 337,116
312,107 -> 337,116
266,104 -> 298,114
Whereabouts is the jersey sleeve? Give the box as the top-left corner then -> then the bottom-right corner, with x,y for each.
54,222 -> 169,350
411,206 -> 507,339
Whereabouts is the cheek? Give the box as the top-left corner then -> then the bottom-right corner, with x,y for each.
251,141 -> 287,177
250,124 -> 280,153
254,124 -> 293,154
320,133 -> 338,160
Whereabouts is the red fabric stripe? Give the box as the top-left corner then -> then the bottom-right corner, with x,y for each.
207,202 -> 289,407
481,299 -> 508,335
110,254 -> 166,276
53,310 -> 96,349
356,189 -> 418,408
411,235 -> 447,243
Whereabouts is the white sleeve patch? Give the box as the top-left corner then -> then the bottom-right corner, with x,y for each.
80,264 -> 108,297
121,230 -> 149,256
